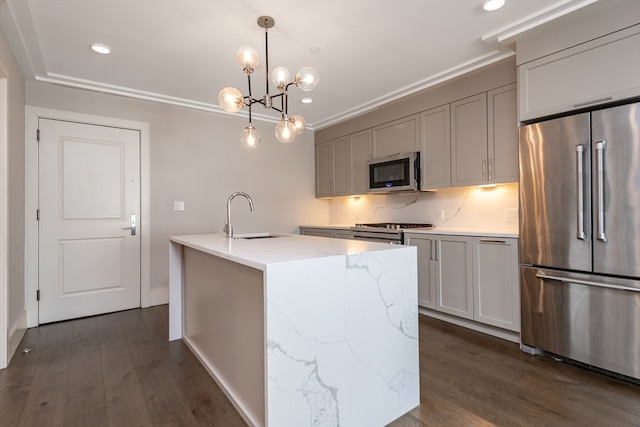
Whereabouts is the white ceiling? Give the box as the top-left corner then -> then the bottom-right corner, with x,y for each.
1,0 -> 597,130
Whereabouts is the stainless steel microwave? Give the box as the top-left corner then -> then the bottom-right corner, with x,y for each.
367,152 -> 421,193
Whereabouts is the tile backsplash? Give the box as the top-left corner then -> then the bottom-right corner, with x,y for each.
329,183 -> 519,232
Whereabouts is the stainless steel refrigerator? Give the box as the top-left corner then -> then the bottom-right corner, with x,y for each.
519,101 -> 640,381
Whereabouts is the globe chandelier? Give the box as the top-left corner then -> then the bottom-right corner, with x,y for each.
218,16 -> 319,148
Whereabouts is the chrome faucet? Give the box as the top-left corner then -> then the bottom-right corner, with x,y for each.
224,192 -> 254,238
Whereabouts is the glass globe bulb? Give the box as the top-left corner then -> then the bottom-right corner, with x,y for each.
275,118 -> 297,143
291,115 -> 306,134
218,87 -> 244,113
271,66 -> 291,91
241,125 -> 261,149
236,46 -> 259,73
295,66 -> 319,92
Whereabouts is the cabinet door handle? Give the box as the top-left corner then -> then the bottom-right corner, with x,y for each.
479,239 -> 506,244
430,240 -> 434,261
482,160 -> 487,181
480,239 -> 507,245
488,158 -> 493,181
573,97 -> 613,108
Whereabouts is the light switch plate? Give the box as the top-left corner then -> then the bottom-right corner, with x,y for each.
174,201 -> 185,211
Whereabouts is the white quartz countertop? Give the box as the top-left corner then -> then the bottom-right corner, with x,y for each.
170,233 -> 410,271
299,224 -> 518,238
404,227 -> 518,238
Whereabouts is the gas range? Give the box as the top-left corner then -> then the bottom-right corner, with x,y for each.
351,222 -> 432,244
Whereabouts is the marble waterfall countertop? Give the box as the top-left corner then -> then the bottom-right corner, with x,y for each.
169,233 -> 420,426
169,232 -> 411,270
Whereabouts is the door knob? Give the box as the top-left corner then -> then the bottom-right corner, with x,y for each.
122,213 -> 136,236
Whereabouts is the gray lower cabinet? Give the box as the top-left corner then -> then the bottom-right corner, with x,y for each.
437,236 -> 474,319
472,237 -> 520,332
406,233 -> 520,332
300,227 -> 353,240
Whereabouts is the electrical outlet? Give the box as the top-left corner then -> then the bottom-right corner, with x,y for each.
174,201 -> 185,211
504,208 -> 517,222
438,208 -> 445,219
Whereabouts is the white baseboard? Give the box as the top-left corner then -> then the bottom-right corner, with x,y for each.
149,286 -> 169,306
8,310 -> 27,365
419,307 -> 520,343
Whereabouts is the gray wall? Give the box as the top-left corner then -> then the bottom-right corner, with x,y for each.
0,19 -> 26,355
26,80 -> 329,292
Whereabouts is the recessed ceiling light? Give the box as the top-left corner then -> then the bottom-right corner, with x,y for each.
301,98 -> 313,104
91,43 -> 111,54
483,0 -> 505,11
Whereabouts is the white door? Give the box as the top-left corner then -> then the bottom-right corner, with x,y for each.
38,118 -> 141,324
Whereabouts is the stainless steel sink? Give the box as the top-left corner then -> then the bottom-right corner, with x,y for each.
234,233 -> 279,239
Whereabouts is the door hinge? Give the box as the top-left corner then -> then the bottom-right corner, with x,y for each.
37,129 -> 40,142
36,209 -> 40,221
36,289 -> 40,301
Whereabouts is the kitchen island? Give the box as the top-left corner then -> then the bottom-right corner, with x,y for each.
169,233 -> 419,427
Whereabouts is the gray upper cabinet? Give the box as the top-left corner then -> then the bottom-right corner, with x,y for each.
315,141 -> 332,197
518,24 -> 640,122
332,137 -> 350,196
372,114 -> 420,158
315,131 -> 371,197
487,84 -> 518,184
315,136 -> 350,198
451,85 -> 518,187
350,129 -> 372,195
420,104 -> 451,189
451,93 -> 488,187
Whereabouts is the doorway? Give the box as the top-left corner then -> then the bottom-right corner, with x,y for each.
26,107 -> 150,327
38,119 -> 141,323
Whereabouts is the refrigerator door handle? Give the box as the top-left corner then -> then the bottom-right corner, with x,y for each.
595,140 -> 607,242
576,144 -> 586,240
535,271 -> 640,293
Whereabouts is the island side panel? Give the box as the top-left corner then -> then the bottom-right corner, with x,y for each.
182,246 -> 266,427
168,240 -> 183,341
264,247 -> 420,427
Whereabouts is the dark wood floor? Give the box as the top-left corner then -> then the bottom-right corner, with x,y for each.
1,306 -> 639,427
